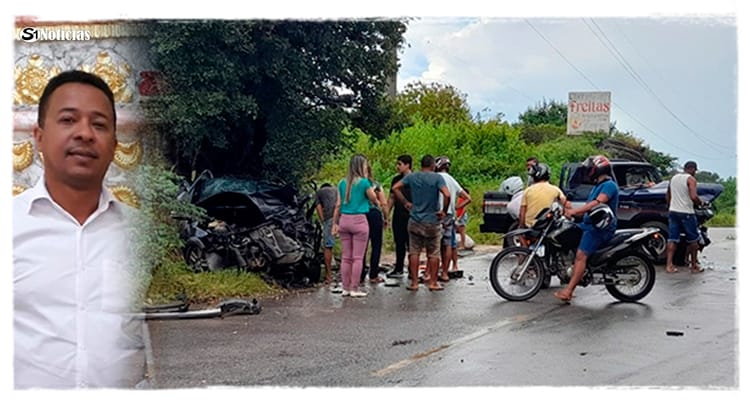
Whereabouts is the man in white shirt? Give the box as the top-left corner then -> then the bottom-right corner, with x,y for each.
13,70 -> 147,389
434,157 -> 471,282
665,161 -> 705,274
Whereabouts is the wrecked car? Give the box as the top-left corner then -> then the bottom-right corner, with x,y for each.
175,170 -> 323,287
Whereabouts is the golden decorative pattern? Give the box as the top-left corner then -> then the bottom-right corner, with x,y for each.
14,54 -> 62,105
81,51 -> 133,103
13,184 -> 28,196
15,22 -> 149,40
114,140 -> 143,170
108,185 -> 140,208
13,141 -> 35,171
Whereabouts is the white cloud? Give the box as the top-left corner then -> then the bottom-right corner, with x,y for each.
397,17 -> 738,178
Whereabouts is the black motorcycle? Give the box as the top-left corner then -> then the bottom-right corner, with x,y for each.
489,202 -> 660,302
672,204 -> 715,267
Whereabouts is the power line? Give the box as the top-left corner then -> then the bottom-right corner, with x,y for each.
610,102 -> 734,161
524,19 -> 734,161
584,18 -> 734,154
524,20 -> 599,90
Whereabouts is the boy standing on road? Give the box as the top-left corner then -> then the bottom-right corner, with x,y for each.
315,183 -> 339,284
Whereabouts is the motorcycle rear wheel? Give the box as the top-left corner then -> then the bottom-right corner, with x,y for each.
489,246 -> 545,301
604,252 -> 655,302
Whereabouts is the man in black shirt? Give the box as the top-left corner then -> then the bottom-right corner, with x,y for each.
385,154 -> 412,278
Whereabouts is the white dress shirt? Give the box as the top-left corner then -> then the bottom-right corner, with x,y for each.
13,178 -> 146,389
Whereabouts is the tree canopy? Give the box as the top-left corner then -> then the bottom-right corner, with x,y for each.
394,81 -> 473,126
517,98 -> 568,126
147,19 -> 406,184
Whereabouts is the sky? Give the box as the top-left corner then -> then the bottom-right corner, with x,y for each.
397,16 -> 738,178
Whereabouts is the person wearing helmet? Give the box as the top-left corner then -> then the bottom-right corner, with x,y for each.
501,176 -> 525,222
518,163 -> 566,231
554,155 -> 619,303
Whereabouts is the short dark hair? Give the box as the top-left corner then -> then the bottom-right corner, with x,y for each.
397,154 -> 412,169
421,155 -> 435,169
37,70 -> 116,128
526,157 -> 538,163
684,161 -> 698,171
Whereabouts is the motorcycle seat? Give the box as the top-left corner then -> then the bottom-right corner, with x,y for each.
592,229 -> 645,256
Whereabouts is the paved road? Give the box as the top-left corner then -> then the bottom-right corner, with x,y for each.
147,228 -> 738,389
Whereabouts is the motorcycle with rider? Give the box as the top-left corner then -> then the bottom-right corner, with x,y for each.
490,155 -> 661,303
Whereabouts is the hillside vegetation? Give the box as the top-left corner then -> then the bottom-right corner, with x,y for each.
312,119 -> 735,248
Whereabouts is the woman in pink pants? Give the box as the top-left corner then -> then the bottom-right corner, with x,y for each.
332,154 -> 380,297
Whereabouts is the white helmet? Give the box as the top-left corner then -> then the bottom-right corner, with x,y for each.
500,176 -> 524,196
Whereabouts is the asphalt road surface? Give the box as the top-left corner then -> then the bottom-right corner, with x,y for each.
147,227 -> 739,390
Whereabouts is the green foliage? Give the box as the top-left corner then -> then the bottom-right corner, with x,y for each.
148,19 -> 406,185
605,131 -> 676,173
132,162 -> 207,302
713,176 -> 736,215
145,259 -> 280,305
350,94 -> 410,140
517,98 -> 567,126
707,213 -> 735,227
394,81 -> 473,126
313,120 -> 596,245
133,163 -> 206,275
532,136 -> 601,184
695,171 -> 722,183
313,119 -> 530,188
519,123 -> 566,145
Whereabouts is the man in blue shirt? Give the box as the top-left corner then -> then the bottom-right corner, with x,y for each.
391,155 -> 451,291
555,155 -> 619,303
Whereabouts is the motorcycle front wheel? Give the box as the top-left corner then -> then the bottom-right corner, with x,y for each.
604,252 -> 656,302
489,246 -> 545,301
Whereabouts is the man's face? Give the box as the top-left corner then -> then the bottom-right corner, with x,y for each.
34,82 -> 116,191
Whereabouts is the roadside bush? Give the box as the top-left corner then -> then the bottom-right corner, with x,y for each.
135,162 -> 285,304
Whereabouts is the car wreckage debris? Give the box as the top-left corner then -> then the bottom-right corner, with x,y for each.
142,298 -> 262,320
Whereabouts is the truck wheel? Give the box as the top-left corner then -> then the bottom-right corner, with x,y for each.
502,221 -> 521,248
640,221 -> 668,264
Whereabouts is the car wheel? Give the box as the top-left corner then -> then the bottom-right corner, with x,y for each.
502,221 -> 521,248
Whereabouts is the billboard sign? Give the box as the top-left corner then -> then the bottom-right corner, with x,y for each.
567,91 -> 611,135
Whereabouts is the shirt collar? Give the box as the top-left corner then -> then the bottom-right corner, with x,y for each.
26,177 -> 122,217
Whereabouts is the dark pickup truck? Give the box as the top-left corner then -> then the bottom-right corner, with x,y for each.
480,159 -> 724,260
